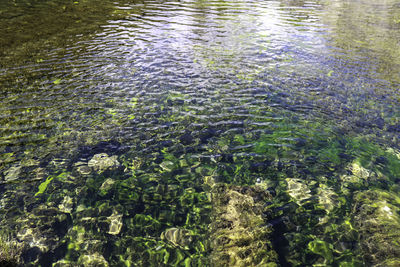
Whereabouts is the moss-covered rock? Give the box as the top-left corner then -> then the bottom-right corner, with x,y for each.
209,184 -> 278,266
352,190 -> 400,266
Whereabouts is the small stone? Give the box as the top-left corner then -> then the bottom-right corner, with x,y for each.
107,210 -> 123,235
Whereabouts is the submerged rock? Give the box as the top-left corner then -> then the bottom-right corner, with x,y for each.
58,195 -> 74,214
286,178 -> 311,203
74,161 -> 92,176
21,158 -> 40,167
78,253 -> 109,267
64,202 -> 121,265
33,167 -> 46,180
52,259 -> 75,267
346,161 -> 371,182
88,153 -> 120,174
353,190 -> 400,266
12,205 -> 71,265
107,210 -> 123,235
209,184 -> 278,266
99,178 -> 115,196
161,228 -> 193,250
317,186 -> 341,213
179,132 -> 194,146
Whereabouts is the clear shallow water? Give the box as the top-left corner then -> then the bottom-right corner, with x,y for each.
1,0 -> 400,266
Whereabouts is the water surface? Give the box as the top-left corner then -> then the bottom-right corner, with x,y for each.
1,0 -> 400,266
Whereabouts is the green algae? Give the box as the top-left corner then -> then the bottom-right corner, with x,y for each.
307,239 -> 333,264
35,175 -> 54,196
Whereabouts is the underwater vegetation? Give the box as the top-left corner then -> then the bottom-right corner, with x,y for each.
209,183 -> 278,266
0,231 -> 23,266
1,71 -> 400,266
353,190 -> 400,266
2,102 -> 400,266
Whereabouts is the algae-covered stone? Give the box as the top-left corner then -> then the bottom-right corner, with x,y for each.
11,205 -> 71,265
88,153 -> 120,173
21,158 -> 40,167
209,184 -> 278,266
352,190 -> 400,266
52,259 -> 75,267
341,161 -> 372,185
349,162 -> 371,179
33,167 -> 46,180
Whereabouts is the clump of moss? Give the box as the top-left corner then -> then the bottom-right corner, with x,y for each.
0,231 -> 24,266
209,184 -> 278,266
352,190 -> 400,266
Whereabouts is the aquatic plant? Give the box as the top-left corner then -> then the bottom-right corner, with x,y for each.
0,231 -> 23,266
352,190 -> 400,266
209,183 -> 279,266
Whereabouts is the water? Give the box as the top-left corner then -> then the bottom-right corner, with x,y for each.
1,0 -> 400,266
